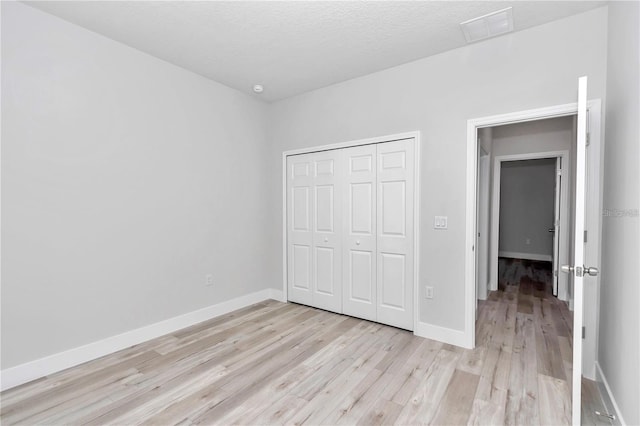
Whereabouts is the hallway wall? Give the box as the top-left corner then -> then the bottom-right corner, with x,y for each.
498,159 -> 556,259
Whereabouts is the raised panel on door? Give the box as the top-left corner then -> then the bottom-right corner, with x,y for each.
342,144 -> 377,322
311,150 -> 343,313
377,139 -> 414,330
287,154 -> 314,305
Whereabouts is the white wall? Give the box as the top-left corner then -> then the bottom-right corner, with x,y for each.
598,2 -> 640,424
1,2 -> 270,369
267,8 -> 608,332
498,159 -> 556,258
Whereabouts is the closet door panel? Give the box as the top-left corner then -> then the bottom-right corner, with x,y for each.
311,151 -> 343,313
377,139 -> 414,330
380,253 -> 406,311
349,250 -> 374,302
287,154 -> 314,305
342,144 -> 377,322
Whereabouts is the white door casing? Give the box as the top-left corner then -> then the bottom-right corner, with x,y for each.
342,144 -> 378,322
552,157 -> 562,296
376,139 -> 414,330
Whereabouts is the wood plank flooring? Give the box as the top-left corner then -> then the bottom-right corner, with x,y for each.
0,260 -> 612,425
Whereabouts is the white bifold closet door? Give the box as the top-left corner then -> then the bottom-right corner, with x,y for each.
376,139 -> 414,330
287,138 -> 414,331
343,144 -> 378,322
286,150 -> 343,312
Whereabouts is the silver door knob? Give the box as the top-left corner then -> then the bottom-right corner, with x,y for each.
324,237 -> 329,242
561,265 -> 574,273
356,240 -> 361,245
584,266 -> 599,276
548,228 -> 555,233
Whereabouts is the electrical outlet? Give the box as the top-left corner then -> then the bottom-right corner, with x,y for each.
526,238 -> 531,245
425,286 -> 434,299
205,274 -> 214,286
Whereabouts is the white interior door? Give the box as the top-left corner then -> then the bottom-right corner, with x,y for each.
287,154 -> 314,305
552,157 -> 562,296
376,139 -> 414,330
342,144 -> 377,322
311,150 -> 343,312
564,76 -> 598,426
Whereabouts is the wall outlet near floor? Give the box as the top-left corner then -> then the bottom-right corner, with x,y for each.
526,238 -> 531,245
425,286 -> 434,299
205,274 -> 214,286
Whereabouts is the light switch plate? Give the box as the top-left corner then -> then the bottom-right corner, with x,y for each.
434,216 -> 448,229
425,286 -> 434,299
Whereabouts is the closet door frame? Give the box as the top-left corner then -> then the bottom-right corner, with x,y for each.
282,131 -> 421,332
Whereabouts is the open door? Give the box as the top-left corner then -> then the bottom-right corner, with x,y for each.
563,76 -> 599,425
552,157 -> 561,296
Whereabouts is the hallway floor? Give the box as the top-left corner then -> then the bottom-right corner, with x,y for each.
484,257 -> 612,425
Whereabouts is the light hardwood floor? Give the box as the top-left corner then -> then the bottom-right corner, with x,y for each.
1,262 -> 611,425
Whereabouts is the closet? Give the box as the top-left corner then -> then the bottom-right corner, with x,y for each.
286,138 -> 415,330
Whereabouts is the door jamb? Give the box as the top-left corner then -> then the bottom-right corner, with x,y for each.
465,101 -> 602,356
281,131 -> 421,331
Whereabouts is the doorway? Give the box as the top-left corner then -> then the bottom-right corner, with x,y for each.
496,156 -> 565,294
465,97 -> 603,424
492,151 -> 571,301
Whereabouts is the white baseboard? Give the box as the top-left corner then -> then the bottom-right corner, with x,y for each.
268,288 -> 285,302
595,362 -> 626,425
0,288 -> 280,392
498,251 -> 553,262
414,321 -> 471,349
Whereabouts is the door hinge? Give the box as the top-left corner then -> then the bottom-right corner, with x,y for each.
586,132 -> 591,146
584,230 -> 588,243
582,326 -> 586,339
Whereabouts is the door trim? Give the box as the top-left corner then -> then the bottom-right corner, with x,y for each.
465,101 -> 603,359
282,131 -> 421,331
490,150 -> 570,303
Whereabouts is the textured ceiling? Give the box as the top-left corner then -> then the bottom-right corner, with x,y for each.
25,1 -> 606,102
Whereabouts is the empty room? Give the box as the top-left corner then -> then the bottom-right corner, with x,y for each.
1,1 -> 638,425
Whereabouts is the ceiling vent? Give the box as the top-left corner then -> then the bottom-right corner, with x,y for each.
460,7 -> 514,43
